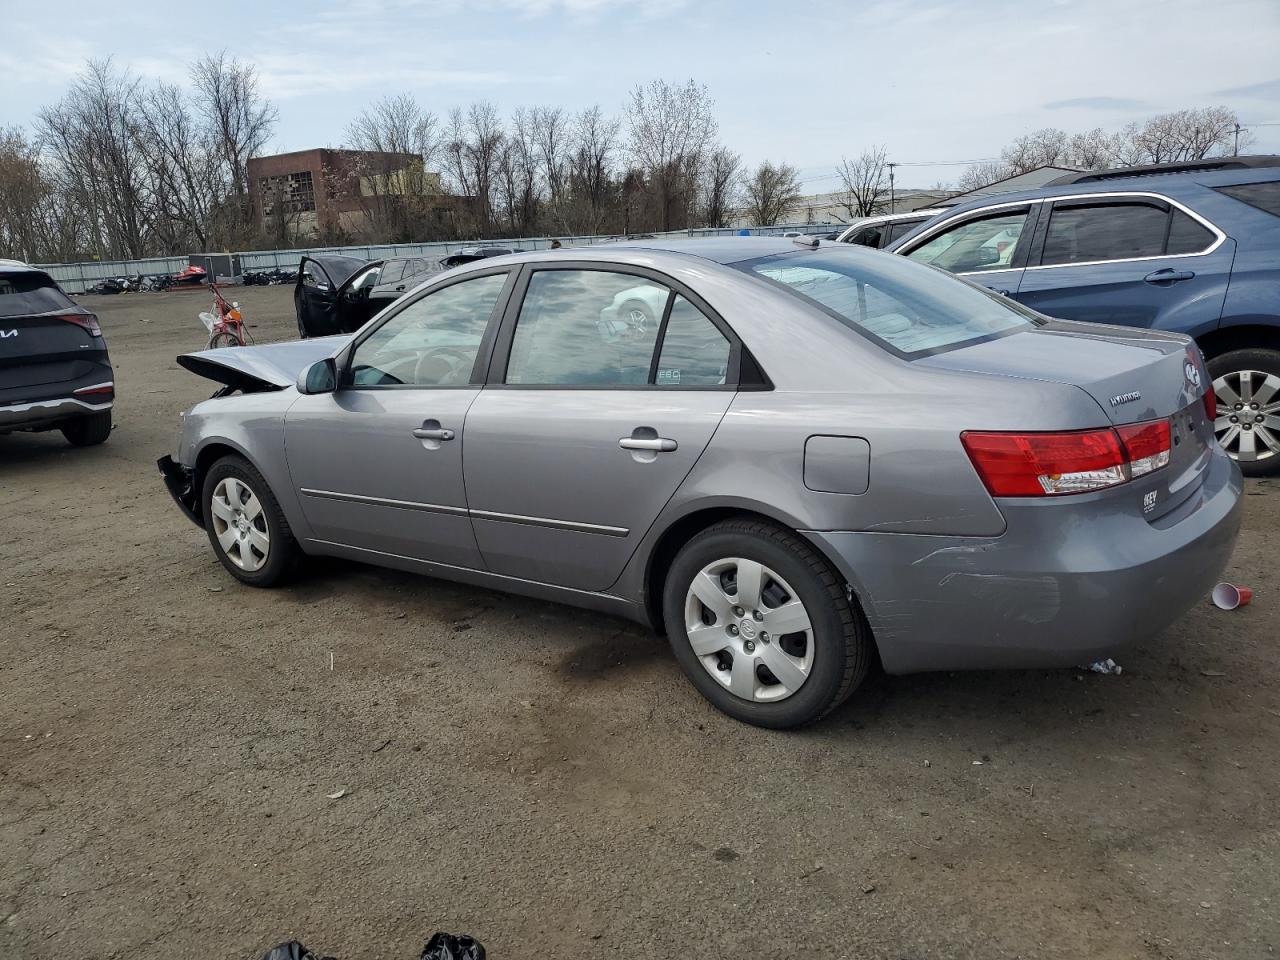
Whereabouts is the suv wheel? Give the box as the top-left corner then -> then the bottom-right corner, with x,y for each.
61,409 -> 112,447
1207,348 -> 1280,477
662,518 -> 872,729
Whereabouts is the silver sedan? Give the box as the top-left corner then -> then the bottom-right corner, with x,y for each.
159,238 -> 1242,728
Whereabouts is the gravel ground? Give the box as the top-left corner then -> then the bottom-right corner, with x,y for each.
2,285 -> 1277,960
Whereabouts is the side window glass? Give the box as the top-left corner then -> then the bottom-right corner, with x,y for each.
350,273 -> 507,387
655,297 -> 730,386
1166,209 -> 1215,255
886,220 -> 921,245
906,210 -> 1028,273
848,226 -> 882,248
301,263 -> 328,289
1041,202 -> 1168,265
346,265 -> 381,295
380,260 -> 406,285
505,270 -> 669,386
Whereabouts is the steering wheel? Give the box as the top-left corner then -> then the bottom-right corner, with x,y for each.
413,345 -> 476,385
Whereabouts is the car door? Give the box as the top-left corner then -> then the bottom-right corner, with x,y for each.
463,265 -> 739,591
1013,193 -> 1234,336
284,268 -> 515,567
898,203 -> 1040,297
334,262 -> 387,333
370,259 -> 406,300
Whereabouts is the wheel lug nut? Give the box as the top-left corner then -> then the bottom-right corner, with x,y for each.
743,640 -> 755,653
733,606 -> 744,617
728,624 -> 739,636
1243,423 -> 1253,430
1257,416 -> 1265,423
761,633 -> 771,644
1230,416 -> 1238,423
752,610 -> 763,621
1235,403 -> 1243,410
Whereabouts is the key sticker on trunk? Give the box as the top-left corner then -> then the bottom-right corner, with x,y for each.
1143,490 -> 1158,514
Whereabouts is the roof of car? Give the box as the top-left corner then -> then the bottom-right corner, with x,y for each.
0,258 -> 37,271
603,236 -> 812,264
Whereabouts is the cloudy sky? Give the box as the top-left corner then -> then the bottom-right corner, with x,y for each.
2,0 -> 1278,188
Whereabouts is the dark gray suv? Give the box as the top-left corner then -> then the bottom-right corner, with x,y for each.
0,260 -> 114,446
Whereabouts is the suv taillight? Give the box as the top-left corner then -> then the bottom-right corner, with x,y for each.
1203,386 -> 1217,422
60,311 -> 101,337
962,418 -> 1171,497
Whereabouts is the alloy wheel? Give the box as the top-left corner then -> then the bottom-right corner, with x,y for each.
209,477 -> 270,572
1214,369 -> 1280,463
683,557 -> 814,703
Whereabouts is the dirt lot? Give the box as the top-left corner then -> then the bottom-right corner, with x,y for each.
2,284 -> 1278,960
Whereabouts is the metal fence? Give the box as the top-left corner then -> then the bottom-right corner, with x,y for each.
32,222 -> 849,294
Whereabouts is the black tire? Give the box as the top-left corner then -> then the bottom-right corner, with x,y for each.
201,455 -> 300,587
208,331 -> 241,349
61,409 -> 112,447
1206,347 -> 1280,477
662,518 -> 872,729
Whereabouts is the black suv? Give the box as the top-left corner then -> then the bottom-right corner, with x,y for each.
0,260 -> 114,446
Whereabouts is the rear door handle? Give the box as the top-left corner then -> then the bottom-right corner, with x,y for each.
395,284 -> 405,291
1144,269 -> 1195,284
412,426 -> 454,441
619,437 -> 677,452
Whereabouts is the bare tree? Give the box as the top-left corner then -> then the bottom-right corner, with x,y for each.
190,51 -> 277,241
345,93 -> 442,241
956,160 -> 1012,193
698,145 -> 740,228
0,127 -> 58,261
835,146 -> 889,218
1129,107 -> 1247,163
443,102 -> 504,235
530,105 -> 570,213
743,160 -> 801,226
626,79 -> 717,231
563,105 -> 620,235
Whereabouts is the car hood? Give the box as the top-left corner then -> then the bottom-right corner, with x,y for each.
916,319 -> 1204,424
177,336 -> 350,392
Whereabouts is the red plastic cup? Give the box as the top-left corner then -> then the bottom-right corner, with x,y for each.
1212,582 -> 1253,610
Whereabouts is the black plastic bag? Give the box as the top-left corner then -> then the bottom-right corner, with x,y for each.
259,942 -> 333,960
421,932 -> 486,960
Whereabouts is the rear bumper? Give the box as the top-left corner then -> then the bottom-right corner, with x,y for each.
0,395 -> 113,431
807,448 -> 1244,674
158,455 -> 202,527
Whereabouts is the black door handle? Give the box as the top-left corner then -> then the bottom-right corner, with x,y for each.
1144,269 -> 1195,284
395,285 -> 405,291
994,288 -> 1012,297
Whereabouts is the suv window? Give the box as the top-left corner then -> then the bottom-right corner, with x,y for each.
1042,201 -> 1169,265
0,271 -> 75,317
1166,209 -> 1216,255
350,272 -> 507,387
1215,180 -> 1280,218
655,296 -> 730,386
505,270 -> 671,386
845,226 -> 883,248
380,260 -> 406,285
885,219 -> 924,245
904,209 -> 1028,273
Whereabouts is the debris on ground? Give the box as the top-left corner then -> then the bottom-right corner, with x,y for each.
1212,582 -> 1253,610
325,788 -> 347,800
1083,658 -> 1123,675
1201,670 -> 1227,678
421,932 -> 486,960
260,942 -> 333,960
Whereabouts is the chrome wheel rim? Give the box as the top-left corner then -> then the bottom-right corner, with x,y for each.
683,558 -> 814,703
1214,369 -> 1280,463
209,477 -> 270,572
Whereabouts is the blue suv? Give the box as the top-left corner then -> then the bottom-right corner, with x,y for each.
888,157 -> 1280,475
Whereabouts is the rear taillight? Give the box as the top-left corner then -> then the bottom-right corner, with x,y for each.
60,311 -> 101,337
1203,387 -> 1217,422
962,418 -> 1172,497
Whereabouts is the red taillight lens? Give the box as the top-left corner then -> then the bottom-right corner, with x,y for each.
1116,419 -> 1171,477
962,418 -> 1171,497
1203,387 -> 1217,422
60,311 -> 101,337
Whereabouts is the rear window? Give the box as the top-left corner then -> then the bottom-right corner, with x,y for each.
1214,181 -> 1280,218
0,271 -> 75,318
739,249 -> 1041,358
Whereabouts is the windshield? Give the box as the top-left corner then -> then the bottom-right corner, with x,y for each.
738,248 -> 1041,357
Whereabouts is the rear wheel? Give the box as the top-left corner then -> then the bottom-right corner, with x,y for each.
1207,348 -> 1280,476
202,456 -> 300,587
209,330 -> 242,349
662,518 -> 871,729
61,409 -> 112,447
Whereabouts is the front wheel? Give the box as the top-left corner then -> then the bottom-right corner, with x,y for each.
662,518 -> 872,729
201,456 -> 300,587
208,330 -> 242,349
1207,348 -> 1280,477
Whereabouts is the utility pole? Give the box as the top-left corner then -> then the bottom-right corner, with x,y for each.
1233,123 -> 1241,157
887,162 -> 898,213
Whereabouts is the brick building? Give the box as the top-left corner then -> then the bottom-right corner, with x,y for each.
247,148 -> 466,242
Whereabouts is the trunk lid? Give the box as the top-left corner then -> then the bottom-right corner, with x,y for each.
178,335 -> 349,392
919,319 -> 1206,425
922,319 -> 1215,522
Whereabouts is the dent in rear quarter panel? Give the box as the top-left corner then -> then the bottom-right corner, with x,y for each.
180,391 -> 313,541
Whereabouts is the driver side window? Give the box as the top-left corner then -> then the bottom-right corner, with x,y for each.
350,272 -> 508,387
905,209 -> 1029,273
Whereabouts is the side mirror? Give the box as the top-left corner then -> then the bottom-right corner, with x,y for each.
297,358 -> 337,395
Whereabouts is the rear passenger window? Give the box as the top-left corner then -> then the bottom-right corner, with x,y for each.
505,270 -> 669,386
1041,202 -> 1169,265
380,260 -> 406,285
655,297 -> 730,386
885,220 -> 921,244
846,226 -> 883,248
1166,209 -> 1216,255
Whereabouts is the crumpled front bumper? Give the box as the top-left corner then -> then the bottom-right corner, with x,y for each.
157,455 -> 202,527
